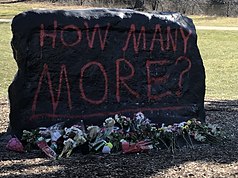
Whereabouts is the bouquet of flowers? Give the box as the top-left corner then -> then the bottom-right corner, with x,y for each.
9,112 -> 221,158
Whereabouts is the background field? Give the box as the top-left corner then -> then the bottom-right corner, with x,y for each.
0,2 -> 90,19
197,30 -> 238,100
191,15 -> 238,27
0,22 -> 15,98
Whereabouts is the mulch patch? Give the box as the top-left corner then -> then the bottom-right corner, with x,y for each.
0,99 -> 238,178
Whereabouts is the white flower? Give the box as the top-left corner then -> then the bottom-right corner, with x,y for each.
63,138 -> 74,147
135,112 -> 145,122
114,114 -> 126,123
208,123 -> 218,134
178,122 -> 186,128
165,125 -> 173,133
194,132 -> 206,142
103,117 -> 116,128
115,114 -> 119,122
87,126 -> 100,140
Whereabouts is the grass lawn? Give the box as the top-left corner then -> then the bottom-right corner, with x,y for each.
0,18 -> 237,100
0,23 -> 16,98
197,30 -> 238,100
190,15 -> 238,27
0,2 -> 90,19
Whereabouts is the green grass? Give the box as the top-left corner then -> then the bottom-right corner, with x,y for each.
0,23 -> 16,98
0,21 -> 237,100
190,15 -> 238,27
0,4 -> 28,19
0,2 -> 89,19
197,30 -> 238,100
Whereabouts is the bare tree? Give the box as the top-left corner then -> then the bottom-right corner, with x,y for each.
208,0 -> 238,16
78,0 -> 85,5
149,0 -> 164,11
36,0 -> 238,17
224,0 -> 238,17
134,0 -> 145,9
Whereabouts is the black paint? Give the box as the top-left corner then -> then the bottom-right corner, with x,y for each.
9,9 -> 205,136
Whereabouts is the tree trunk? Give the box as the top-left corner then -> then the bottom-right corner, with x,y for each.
226,1 -> 230,17
134,0 -> 145,9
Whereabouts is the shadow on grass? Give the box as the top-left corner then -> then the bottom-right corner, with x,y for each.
205,99 -> 238,112
0,99 -> 237,177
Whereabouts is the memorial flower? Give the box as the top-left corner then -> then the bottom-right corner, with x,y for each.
17,112 -> 221,158
21,129 -> 41,151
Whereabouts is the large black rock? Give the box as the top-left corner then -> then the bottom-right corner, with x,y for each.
9,9 -> 205,136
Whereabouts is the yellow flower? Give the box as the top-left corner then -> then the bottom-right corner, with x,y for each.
187,120 -> 192,125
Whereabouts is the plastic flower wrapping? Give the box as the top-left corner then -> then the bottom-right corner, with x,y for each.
7,112 -> 221,159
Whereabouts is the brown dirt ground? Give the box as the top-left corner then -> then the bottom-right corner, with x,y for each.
0,98 -> 238,178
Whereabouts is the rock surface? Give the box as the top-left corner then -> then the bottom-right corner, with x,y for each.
9,9 -> 205,136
